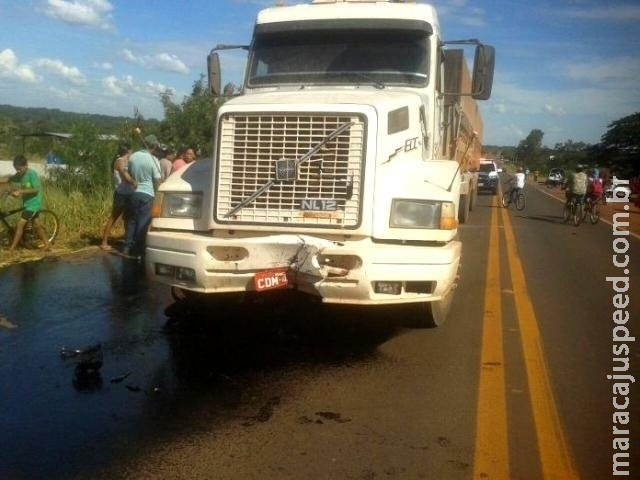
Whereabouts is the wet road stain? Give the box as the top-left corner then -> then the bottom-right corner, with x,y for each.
315,411 -> 352,423
0,253 -> 405,479
241,396 -> 281,426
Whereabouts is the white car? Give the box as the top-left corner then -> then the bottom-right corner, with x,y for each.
604,183 -> 632,200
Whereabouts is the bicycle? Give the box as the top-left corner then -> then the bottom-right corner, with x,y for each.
0,192 -> 60,249
562,194 -> 584,226
501,187 -> 525,210
582,195 -> 600,224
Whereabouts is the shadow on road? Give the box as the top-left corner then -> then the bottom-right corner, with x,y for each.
162,291 -> 406,383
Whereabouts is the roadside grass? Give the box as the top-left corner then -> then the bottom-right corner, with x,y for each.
44,182 -> 120,249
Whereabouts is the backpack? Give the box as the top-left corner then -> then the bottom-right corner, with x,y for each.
573,172 -> 587,195
589,177 -> 603,195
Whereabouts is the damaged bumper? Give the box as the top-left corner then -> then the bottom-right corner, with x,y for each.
145,230 -> 460,306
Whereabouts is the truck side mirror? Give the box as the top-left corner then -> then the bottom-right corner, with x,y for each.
471,44 -> 495,100
207,52 -> 221,96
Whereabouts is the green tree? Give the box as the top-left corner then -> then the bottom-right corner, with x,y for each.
516,129 -> 544,170
0,117 -> 21,157
553,139 -> 588,152
548,140 -> 590,172
53,122 -> 116,193
159,76 -> 218,156
597,112 -> 640,177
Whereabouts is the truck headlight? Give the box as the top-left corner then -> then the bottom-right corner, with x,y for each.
155,192 -> 203,218
390,199 -> 457,230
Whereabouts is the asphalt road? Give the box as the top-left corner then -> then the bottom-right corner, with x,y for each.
0,181 -> 638,479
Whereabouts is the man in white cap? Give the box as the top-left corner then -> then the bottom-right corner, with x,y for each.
122,134 -> 162,258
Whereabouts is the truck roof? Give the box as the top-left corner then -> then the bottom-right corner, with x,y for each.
257,0 -> 439,30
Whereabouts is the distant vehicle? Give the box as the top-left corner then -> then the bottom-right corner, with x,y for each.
546,168 -> 564,188
477,160 -> 500,194
604,183 -> 632,200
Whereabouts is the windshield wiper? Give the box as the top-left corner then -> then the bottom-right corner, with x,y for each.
224,120 -> 354,218
330,71 -> 385,90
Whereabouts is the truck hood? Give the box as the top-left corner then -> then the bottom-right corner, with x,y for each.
225,88 -> 422,112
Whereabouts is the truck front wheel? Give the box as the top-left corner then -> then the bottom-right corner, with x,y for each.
409,287 -> 454,328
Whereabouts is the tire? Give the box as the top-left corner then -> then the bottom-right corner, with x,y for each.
516,193 -> 526,211
410,286 -> 455,328
573,203 -> 582,226
458,194 -> 470,223
501,191 -> 510,208
589,202 -> 600,224
22,209 -> 59,249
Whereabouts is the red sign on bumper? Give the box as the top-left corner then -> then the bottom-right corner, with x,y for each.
253,268 -> 289,292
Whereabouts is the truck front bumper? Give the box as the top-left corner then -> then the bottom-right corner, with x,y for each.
145,230 -> 461,306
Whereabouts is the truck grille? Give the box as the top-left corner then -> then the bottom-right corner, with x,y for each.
215,113 -> 365,227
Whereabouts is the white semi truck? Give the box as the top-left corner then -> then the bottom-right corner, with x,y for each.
145,0 -> 494,327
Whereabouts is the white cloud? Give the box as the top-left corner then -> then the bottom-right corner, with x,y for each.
0,49 -> 39,83
43,0 -> 114,30
435,0 -> 487,27
102,74 -> 174,97
102,75 -> 133,97
562,56 -> 640,86
48,85 -> 81,100
458,6 -> 487,27
93,61 -> 113,70
562,5 -> 640,22
543,104 -> 566,117
34,58 -> 87,85
120,49 -> 189,74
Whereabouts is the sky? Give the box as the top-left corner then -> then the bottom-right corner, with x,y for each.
0,0 -> 639,148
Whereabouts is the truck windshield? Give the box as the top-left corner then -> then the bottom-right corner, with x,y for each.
248,29 -> 429,88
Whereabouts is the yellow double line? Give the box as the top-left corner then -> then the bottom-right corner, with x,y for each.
473,194 -> 580,479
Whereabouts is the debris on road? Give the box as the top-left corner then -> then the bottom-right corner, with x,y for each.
0,314 -> 17,329
110,372 -> 132,383
60,343 -> 104,386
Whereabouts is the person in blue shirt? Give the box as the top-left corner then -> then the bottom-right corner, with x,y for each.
122,135 -> 162,258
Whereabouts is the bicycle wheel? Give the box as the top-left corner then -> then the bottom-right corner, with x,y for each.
589,202 -> 600,224
562,202 -> 571,222
516,193 -> 526,211
501,191 -> 510,208
22,210 -> 60,249
573,203 -> 583,226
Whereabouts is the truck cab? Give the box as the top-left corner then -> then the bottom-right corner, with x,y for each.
145,0 -> 494,327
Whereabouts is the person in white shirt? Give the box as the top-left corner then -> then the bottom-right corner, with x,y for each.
509,167 -> 526,203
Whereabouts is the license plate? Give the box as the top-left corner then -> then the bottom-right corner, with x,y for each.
478,182 -> 484,186
253,268 -> 288,292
